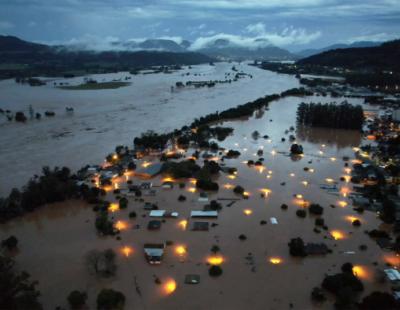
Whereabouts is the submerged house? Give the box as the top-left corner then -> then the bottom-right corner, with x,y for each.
190,211 -> 218,218
144,243 -> 165,264
135,162 -> 163,178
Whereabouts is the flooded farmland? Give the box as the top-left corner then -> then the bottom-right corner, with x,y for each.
0,62 -> 299,196
0,89 -> 395,309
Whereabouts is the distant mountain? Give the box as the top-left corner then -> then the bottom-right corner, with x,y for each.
0,35 -> 214,79
297,41 -> 382,58
0,35 -> 51,52
297,40 -> 400,72
195,38 -> 296,61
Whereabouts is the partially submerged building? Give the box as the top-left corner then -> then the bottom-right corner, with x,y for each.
135,162 -> 163,178
144,243 -> 165,264
190,211 -> 218,218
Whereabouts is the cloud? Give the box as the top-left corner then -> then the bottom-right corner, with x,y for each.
172,0 -> 328,10
190,26 -> 321,50
347,32 -> 399,43
0,21 -> 14,30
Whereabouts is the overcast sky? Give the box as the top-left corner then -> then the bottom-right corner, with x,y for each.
0,0 -> 399,51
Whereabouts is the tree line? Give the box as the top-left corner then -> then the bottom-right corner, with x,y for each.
297,102 -> 364,130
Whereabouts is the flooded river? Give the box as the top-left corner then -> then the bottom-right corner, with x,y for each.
0,62 -> 299,196
0,91 -> 394,309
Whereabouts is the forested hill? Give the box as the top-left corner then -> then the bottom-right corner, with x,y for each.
0,35 -> 214,78
297,40 -> 400,72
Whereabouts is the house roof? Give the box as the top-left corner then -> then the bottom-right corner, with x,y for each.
190,211 -> 218,218
384,268 -> 400,281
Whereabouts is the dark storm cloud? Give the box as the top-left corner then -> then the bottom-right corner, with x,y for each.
0,0 -> 399,49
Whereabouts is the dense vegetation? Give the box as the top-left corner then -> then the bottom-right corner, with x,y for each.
297,102 -> 364,129
0,255 -> 42,309
0,167 -> 101,222
297,40 -> 400,73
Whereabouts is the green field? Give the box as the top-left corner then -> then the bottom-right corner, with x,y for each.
59,81 -> 131,90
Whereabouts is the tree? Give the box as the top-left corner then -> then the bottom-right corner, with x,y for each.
1,236 -> 18,250
359,291 -> 397,310
85,249 -> 117,277
95,212 -> 115,235
96,289 -> 125,310
288,238 -> 307,257
67,290 -> 87,309
290,144 -> 304,155
209,265 -> 223,277
0,255 -> 42,310
309,204 -> 324,215
210,245 -> 220,253
311,287 -> 326,303
118,197 -> 128,209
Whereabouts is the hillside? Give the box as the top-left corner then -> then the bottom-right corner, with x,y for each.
0,36 -> 214,78
297,41 -> 381,58
297,40 -> 400,72
196,38 -> 296,61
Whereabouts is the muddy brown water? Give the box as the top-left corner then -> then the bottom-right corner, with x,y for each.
0,62 -> 299,196
1,93 -> 396,309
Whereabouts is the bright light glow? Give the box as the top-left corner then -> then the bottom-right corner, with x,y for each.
271,150 -> 276,155
352,265 -> 370,280
121,246 -> 133,257
224,183 -> 234,189
189,178 -> 197,185
325,178 -> 334,183
309,168 -> 315,173
243,191 -> 250,197
260,188 -> 272,196
164,279 -> 177,295
227,175 -> 236,180
346,215 -> 360,223
343,175 -> 351,183
269,257 -> 282,265
290,173 -> 295,177
351,159 -> 362,164
115,220 -> 128,231
341,187 -> 350,197
295,194 -> 303,199
108,203 -> 120,212
331,230 -> 345,240
162,177 -> 175,183
114,182 -> 119,189
383,254 -> 400,268
207,255 -> 224,265
178,220 -> 187,230
301,181 -> 308,186
256,166 -> 265,173
112,154 -> 118,160
319,150 -> 324,155
187,187 -> 196,193
344,168 -> 352,174
142,161 -> 151,168
243,209 -> 253,215
330,157 -> 337,162
338,200 -> 348,208
175,245 -> 187,256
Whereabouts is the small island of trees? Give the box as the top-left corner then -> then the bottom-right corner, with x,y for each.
297,102 -> 364,130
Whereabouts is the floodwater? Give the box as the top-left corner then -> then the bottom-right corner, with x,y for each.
0,94 -> 394,309
0,62 -> 299,196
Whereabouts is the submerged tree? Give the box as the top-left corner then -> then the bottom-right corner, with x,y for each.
0,255 -> 42,310
297,102 -> 364,130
